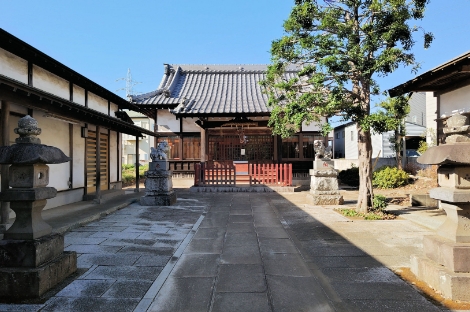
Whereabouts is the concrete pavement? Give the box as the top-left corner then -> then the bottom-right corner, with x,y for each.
0,186 -> 453,311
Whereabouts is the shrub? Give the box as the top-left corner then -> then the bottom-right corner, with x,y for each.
122,164 -> 134,170
373,166 -> 409,189
122,172 -> 135,184
404,162 -> 420,175
417,141 -> 428,154
338,166 -> 359,187
372,194 -> 388,211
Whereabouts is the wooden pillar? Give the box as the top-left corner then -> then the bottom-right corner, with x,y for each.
179,118 -> 183,159
95,126 -> 101,201
69,124 -> 73,189
1,100 -> 10,231
273,134 -> 278,162
154,109 -> 158,148
200,128 -> 206,163
135,135 -> 140,192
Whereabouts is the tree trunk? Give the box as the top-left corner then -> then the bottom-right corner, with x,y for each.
356,127 -> 374,213
395,128 -> 403,170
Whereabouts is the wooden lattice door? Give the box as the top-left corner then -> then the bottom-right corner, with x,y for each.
86,130 -> 109,194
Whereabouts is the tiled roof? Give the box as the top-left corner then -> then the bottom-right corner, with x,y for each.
129,64 -> 298,116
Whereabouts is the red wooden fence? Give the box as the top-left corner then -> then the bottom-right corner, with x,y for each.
194,163 -> 292,186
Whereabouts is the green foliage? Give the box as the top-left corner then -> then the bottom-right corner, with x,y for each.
122,163 -> 149,185
122,164 -> 135,170
122,172 -> 135,184
338,208 -> 360,217
338,166 -> 359,187
262,1 -> 433,139
337,207 -> 396,220
417,141 -> 428,154
262,0 -> 433,211
373,166 -> 409,189
372,194 -> 388,211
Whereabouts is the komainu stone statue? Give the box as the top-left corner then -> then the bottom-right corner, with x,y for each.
150,141 -> 170,161
141,140 -> 176,206
313,140 -> 332,160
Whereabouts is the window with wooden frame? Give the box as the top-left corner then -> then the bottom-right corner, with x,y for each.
281,136 -> 300,159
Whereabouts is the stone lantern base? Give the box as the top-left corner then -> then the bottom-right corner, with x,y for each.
411,235 -> 470,301
411,188 -> 470,301
140,167 -> 177,206
307,160 -> 343,205
0,234 -> 77,299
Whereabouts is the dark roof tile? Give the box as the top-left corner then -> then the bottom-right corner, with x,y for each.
130,64 -> 298,115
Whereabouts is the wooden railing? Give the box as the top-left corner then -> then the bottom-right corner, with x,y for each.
194,162 -> 292,187
194,163 -> 236,186
249,163 -> 292,186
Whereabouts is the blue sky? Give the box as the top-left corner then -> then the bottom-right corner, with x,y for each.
3,0 -> 470,119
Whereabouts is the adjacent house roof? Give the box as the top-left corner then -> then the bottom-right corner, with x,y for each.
389,51 -> 470,97
129,64 -> 298,118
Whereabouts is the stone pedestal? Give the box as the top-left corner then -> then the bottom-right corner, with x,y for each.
410,188 -> 470,301
307,160 -> 343,205
0,234 -> 77,299
140,167 -> 177,206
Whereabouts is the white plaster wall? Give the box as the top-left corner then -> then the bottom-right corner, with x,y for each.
110,103 -> 118,117
35,112 -> 70,191
110,130 -> 118,182
33,65 -> 69,100
157,110 -> 180,132
426,92 -> 438,145
344,124 -> 358,159
88,92 -> 108,115
182,117 -> 201,132
73,85 -> 86,106
0,48 -> 28,84
73,124 -> 85,188
371,132 -> 383,158
440,84 -> 470,116
301,117 -> 326,132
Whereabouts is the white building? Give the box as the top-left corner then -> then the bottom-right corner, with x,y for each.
0,28 -> 152,216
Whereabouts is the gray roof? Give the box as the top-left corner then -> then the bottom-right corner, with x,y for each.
129,64 -> 298,116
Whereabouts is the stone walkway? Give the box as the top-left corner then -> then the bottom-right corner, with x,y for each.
0,190 -> 450,311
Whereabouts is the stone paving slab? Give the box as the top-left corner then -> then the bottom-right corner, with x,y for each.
220,244 -> 262,264
266,275 -> 335,312
216,264 -> 266,292
1,190 -> 452,311
211,292 -> 271,312
184,238 -> 224,254
263,253 -> 312,277
147,277 -> 214,312
40,297 -> 140,312
172,254 -> 220,277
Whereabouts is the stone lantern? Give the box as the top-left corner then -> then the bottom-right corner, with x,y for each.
0,115 -> 77,299
413,113 -> 470,301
